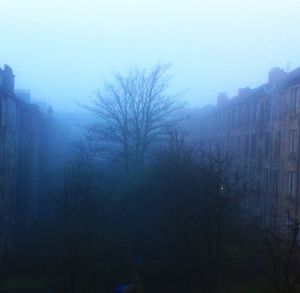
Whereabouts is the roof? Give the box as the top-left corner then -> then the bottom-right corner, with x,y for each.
218,66 -> 300,109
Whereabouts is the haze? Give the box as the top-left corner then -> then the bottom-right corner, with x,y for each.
0,0 -> 299,111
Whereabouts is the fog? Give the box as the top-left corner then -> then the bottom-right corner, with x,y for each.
2,1 -> 300,292
1,0 -> 300,110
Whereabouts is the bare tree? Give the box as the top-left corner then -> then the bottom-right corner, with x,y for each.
144,137 -> 247,292
84,64 -> 184,172
249,216 -> 300,293
55,158 -> 106,293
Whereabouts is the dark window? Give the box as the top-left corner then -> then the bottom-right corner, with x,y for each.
266,100 -> 271,121
236,136 -> 241,157
271,208 -> 278,232
264,132 -> 271,157
238,106 -> 242,127
259,102 -> 265,122
251,101 -> 257,125
258,148 -> 262,171
271,169 -> 279,195
289,130 -> 297,153
290,87 -> 298,114
256,181 -> 261,205
244,134 -> 249,158
232,109 -> 236,127
274,131 -> 281,158
264,168 -> 269,194
0,98 -> 5,128
288,171 -> 296,198
250,134 -> 256,158
245,103 -> 251,126
249,166 -> 255,187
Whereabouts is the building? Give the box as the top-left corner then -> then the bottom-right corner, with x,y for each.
0,65 -> 19,252
197,67 -> 300,234
0,65 -> 53,254
15,93 -> 54,247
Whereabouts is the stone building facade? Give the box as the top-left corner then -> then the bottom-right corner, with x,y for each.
198,67 -> 300,234
0,65 -> 53,254
0,65 -> 18,252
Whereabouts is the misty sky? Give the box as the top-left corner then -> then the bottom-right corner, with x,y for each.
0,0 -> 300,111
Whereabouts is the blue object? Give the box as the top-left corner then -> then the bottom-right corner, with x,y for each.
115,284 -> 129,293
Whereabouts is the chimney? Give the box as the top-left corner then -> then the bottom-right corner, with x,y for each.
217,92 -> 228,107
268,67 -> 286,84
0,65 -> 15,93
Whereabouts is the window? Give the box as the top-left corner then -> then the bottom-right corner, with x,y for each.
236,136 -> 240,157
271,169 -> 279,195
226,111 -> 230,126
273,131 -> 281,158
290,87 -> 298,114
0,141 -> 3,166
259,102 -> 265,122
9,99 -> 17,131
240,106 -> 244,126
256,181 -> 261,205
287,171 -> 296,198
251,101 -> 257,125
263,168 -> 269,194
264,132 -> 271,157
242,166 -> 248,193
286,211 -> 293,239
271,208 -> 278,232
245,102 -> 251,126
249,166 -> 255,187
244,134 -> 249,158
0,98 -> 5,127
235,165 -> 241,179
238,106 -> 242,127
250,134 -> 256,158
272,96 -> 279,120
232,109 -> 236,127
265,100 -> 271,121
258,148 -> 262,171
289,130 -> 297,153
